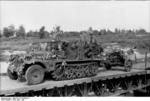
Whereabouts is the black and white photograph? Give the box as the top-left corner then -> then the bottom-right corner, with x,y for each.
0,0 -> 150,98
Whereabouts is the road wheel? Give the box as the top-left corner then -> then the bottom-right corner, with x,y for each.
25,65 -> 45,85
7,68 -> 18,80
124,60 -> 132,72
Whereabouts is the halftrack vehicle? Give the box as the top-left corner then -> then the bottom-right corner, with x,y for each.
7,39 -> 104,85
103,48 -> 133,72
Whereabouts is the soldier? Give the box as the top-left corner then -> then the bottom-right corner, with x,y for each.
126,48 -> 137,63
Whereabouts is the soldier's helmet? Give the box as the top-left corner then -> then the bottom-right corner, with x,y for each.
127,48 -> 134,55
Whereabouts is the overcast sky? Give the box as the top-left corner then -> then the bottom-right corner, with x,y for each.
0,1 -> 150,32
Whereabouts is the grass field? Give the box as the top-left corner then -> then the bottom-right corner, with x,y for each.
1,32 -> 150,51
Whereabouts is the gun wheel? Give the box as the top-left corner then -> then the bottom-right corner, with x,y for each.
25,65 -> 45,85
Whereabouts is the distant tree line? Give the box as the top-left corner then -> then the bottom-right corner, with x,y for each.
0,25 -> 149,39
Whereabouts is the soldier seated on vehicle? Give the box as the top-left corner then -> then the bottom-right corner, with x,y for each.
45,42 -> 65,59
84,40 -> 103,59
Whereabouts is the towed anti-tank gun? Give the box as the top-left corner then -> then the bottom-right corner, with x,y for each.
103,47 -> 134,72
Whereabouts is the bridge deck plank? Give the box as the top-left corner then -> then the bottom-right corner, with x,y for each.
0,62 -> 149,95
